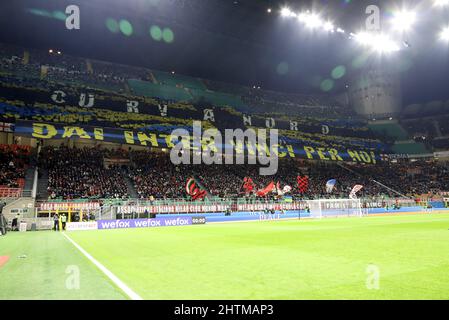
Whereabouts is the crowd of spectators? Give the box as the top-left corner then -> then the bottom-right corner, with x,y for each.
26,145 -> 449,200
0,43 -> 147,92
0,42 -> 395,154
242,88 -> 355,120
40,146 -> 129,199
127,150 -> 449,200
0,144 -> 31,188
0,42 -> 358,120
128,151 -> 245,199
400,114 -> 449,150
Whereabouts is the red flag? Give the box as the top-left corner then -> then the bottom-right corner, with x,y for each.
242,177 -> 255,194
297,176 -> 309,194
256,181 -> 275,197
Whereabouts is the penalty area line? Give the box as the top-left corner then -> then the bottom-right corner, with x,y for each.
62,232 -> 143,300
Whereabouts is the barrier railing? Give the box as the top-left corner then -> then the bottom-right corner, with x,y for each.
33,196 -> 428,221
36,196 -> 419,208
0,188 -> 23,198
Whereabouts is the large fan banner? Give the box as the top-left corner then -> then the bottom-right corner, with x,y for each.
13,120 -> 381,165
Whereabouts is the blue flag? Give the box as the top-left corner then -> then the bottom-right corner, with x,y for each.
326,179 -> 337,193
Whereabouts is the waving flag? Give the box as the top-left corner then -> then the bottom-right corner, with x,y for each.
326,179 -> 337,193
256,181 -> 275,197
297,176 -> 309,194
349,184 -> 364,199
186,177 -> 209,200
276,182 -> 292,196
242,177 -> 255,194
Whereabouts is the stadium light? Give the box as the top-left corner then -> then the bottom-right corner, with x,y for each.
353,32 -> 371,45
280,7 -> 296,18
353,32 -> 400,53
323,21 -> 335,32
303,13 -> 323,29
434,0 -> 449,7
439,26 -> 449,41
295,12 -> 336,32
374,36 -> 401,53
391,10 -> 417,32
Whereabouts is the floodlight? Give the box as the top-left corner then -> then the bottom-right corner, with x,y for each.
353,32 -> 371,45
297,12 -> 307,22
303,13 -> 323,29
373,34 -> 400,53
323,21 -> 335,32
281,7 -> 296,18
391,10 -> 417,32
353,32 -> 400,53
440,26 -> 449,41
434,0 -> 449,7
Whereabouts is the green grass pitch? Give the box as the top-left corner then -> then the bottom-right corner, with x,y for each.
1,213 -> 449,300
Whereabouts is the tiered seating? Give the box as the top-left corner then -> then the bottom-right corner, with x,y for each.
203,79 -> 250,96
2,142 -> 437,200
40,146 -> 129,200
402,101 -> 449,119
152,70 -> 207,90
0,145 -> 31,192
115,148 -> 449,199
0,42 -> 393,154
128,79 -> 192,101
189,88 -> 246,108
392,142 -> 429,155
368,121 -> 409,140
400,101 -> 449,150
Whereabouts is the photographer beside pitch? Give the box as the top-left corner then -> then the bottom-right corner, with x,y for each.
0,202 -> 7,236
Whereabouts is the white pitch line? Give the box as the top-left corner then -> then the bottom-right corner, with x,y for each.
62,232 -> 143,300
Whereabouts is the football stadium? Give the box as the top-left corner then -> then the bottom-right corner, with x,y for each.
1,0 -> 449,304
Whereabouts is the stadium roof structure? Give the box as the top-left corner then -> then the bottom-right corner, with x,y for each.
0,0 -> 448,104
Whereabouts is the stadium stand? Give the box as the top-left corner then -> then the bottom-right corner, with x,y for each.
34,145 -> 449,200
400,100 -> 449,151
128,79 -> 193,101
0,144 -> 31,197
152,70 -> 207,90
2,41 -> 446,161
40,146 -> 129,200
2,42 -> 449,204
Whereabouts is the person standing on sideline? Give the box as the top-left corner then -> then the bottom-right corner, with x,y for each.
61,214 -> 67,231
53,213 -> 59,231
0,202 -> 7,235
11,213 -> 20,231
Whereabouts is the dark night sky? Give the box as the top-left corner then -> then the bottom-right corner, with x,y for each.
0,0 -> 448,105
